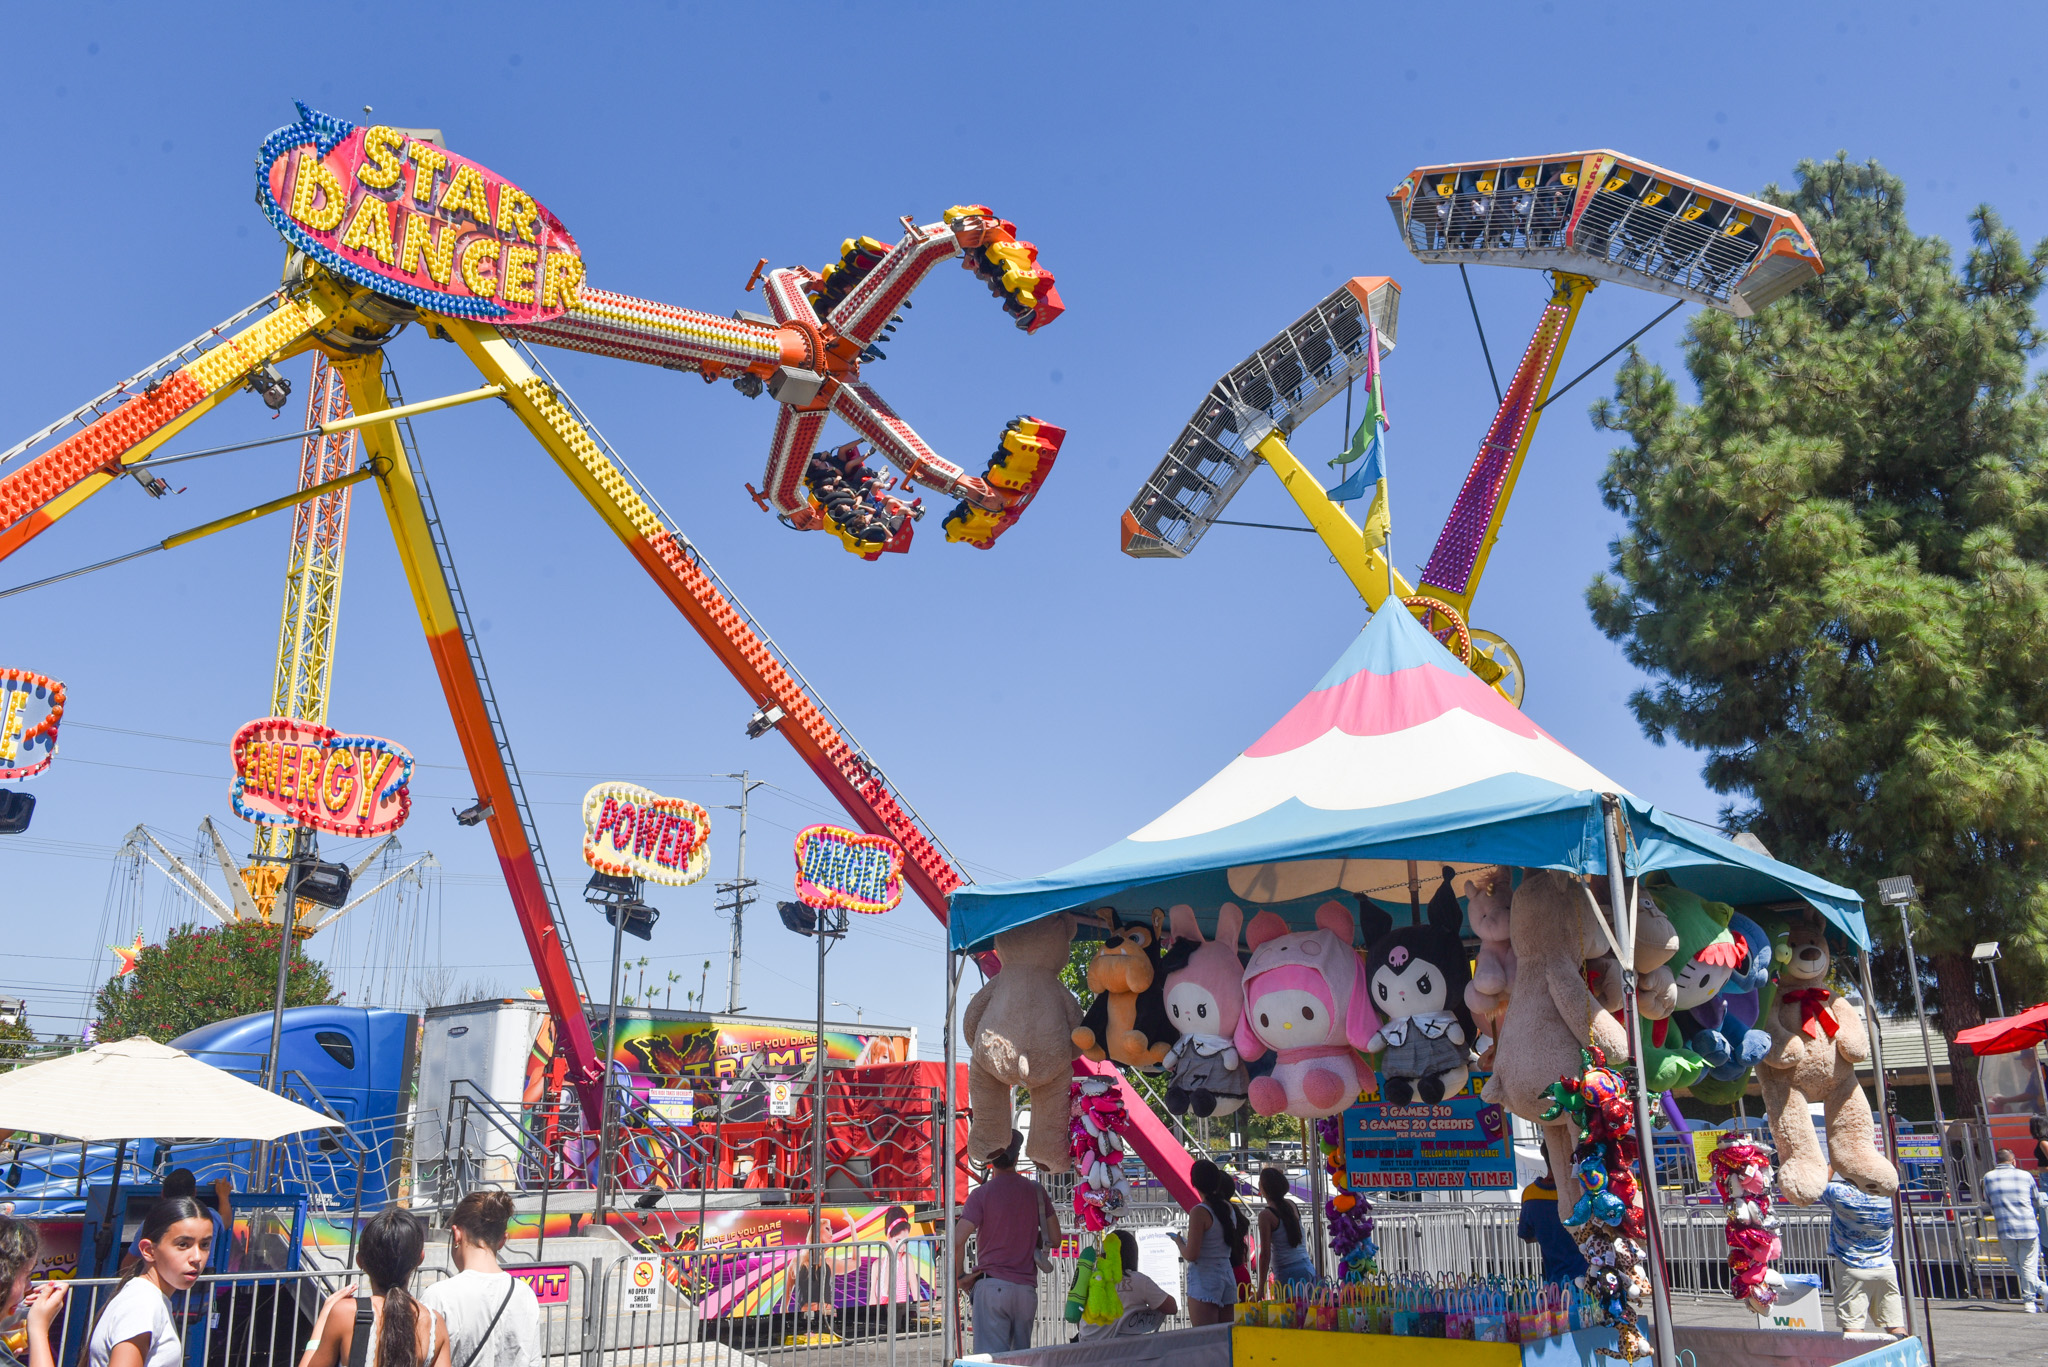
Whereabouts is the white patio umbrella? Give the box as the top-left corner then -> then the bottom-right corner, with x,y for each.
0,1036 -> 340,1142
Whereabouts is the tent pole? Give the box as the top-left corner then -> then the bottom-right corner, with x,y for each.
1858,948 -> 1930,1357
942,949 -> 963,1359
1603,797 -> 1677,1367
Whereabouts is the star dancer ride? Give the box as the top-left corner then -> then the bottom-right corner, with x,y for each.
0,103 -> 1067,1130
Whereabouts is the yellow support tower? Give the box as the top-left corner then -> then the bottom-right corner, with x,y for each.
249,353 -> 359,890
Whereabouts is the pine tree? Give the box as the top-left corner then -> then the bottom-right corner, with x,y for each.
92,921 -> 342,1043
1587,154 -> 2048,1113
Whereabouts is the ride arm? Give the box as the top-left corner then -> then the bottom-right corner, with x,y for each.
1253,432 -> 1415,612
0,292 -> 335,565
1415,272 -> 1594,616
434,318 -> 971,928
330,353 -> 609,1129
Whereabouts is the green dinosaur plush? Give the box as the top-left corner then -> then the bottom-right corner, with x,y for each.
1635,884 -> 1741,1092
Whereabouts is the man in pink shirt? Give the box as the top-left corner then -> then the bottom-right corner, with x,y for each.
955,1135 -> 1061,1354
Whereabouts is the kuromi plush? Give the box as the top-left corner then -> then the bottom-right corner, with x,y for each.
1234,901 -> 1378,1119
1361,869 -> 1477,1105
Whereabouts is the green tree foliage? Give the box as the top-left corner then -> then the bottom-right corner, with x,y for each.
1586,154 -> 2048,1110
0,1017 -> 34,1062
92,922 -> 341,1044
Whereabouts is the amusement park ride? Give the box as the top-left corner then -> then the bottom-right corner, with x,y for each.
1120,150 -> 1822,704
0,104 -> 1067,1132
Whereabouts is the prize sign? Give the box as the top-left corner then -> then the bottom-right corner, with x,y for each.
258,103 -> 584,325
582,783 -> 711,887
0,670 -> 64,781
1341,1072 -> 1515,1192
793,824 -> 905,915
231,717 -> 413,837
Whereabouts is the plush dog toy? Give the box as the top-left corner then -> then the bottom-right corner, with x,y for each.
1072,916 -> 1188,1069
1483,870 -> 1628,1208
1362,869 -> 1478,1105
1460,867 -> 1515,1065
1159,903 -> 1251,1117
1235,900 -> 1378,1119
1756,917 -> 1896,1202
962,911 -> 1083,1171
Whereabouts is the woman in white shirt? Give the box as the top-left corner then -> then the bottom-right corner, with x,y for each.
420,1193 -> 539,1367
300,1208 -> 450,1367
88,1196 -> 212,1367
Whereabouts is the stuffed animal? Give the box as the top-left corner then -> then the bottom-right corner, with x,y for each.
1233,900 -> 1378,1119
1362,868 -> 1477,1105
1159,903 -> 1251,1117
1072,916 -> 1188,1069
962,911 -> 1084,1171
1757,917 -> 1896,1202
1069,1075 -> 1131,1232
1563,1148 -> 1625,1228
1482,869 -> 1628,1207
1636,885 -> 1743,1093
1681,908 -> 1774,1080
1460,867 -> 1515,1065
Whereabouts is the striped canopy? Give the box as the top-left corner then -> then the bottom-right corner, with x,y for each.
950,604 -> 1865,949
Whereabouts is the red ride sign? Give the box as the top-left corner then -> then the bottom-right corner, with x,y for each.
258,102 -> 584,325
231,717 -> 413,837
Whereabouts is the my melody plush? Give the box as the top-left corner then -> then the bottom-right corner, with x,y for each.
1234,900 -> 1379,1119
1361,869 -> 1478,1105
962,910 -> 1083,1172
1757,917 -> 1896,1202
1159,903 -> 1251,1118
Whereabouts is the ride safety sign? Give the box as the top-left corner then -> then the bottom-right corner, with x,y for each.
621,1257 -> 661,1314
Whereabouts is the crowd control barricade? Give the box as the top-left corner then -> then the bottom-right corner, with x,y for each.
30,1268 -> 341,1367
595,1238 -> 951,1367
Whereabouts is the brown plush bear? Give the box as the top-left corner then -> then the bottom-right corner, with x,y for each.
1483,870 -> 1629,1208
963,911 -> 1084,1172
1757,917 -> 1896,1203
1072,920 -> 1187,1068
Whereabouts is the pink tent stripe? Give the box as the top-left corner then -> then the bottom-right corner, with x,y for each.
1243,659 -> 1562,758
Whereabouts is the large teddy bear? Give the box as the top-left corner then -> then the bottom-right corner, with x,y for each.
1483,869 -> 1629,1206
1460,867 -> 1515,1065
1756,917 -> 1896,1203
962,911 -> 1084,1172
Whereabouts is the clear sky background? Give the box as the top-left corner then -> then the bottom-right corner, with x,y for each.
2,2 -> 2040,1050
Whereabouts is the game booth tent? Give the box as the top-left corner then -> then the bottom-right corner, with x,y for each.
950,602 -> 1867,949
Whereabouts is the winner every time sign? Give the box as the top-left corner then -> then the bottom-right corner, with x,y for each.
1340,1074 -> 1517,1192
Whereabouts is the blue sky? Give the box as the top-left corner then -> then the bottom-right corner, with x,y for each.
2,2 -> 2040,1049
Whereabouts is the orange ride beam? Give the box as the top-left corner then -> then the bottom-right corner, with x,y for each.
0,293 -> 332,563
333,353 -> 609,1127
438,319 -> 969,926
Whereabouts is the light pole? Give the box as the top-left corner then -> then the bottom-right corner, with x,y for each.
830,1000 -> 863,1028
585,872 -> 657,1216
777,898 -> 848,1246
1972,942 -> 2005,1018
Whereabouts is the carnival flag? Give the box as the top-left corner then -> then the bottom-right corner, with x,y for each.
1326,325 -> 1391,550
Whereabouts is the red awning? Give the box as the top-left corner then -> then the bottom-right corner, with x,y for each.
1955,1003 -> 2048,1055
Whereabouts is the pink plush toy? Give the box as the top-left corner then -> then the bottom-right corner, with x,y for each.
1233,901 -> 1378,1119
1159,903 -> 1251,1118
1069,1076 -> 1129,1232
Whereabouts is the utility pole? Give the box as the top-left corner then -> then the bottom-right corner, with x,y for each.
717,772 -> 765,1014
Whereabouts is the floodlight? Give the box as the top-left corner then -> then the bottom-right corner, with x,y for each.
746,703 -> 786,739
1875,876 -> 1917,907
0,790 -> 33,835
1972,942 -> 2002,963
293,859 -> 353,910
778,900 -> 818,936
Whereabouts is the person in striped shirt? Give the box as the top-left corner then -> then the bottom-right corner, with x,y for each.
1817,1175 -> 1905,1334
1980,1149 -> 2048,1311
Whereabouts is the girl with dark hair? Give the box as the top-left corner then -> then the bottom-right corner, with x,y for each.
88,1196 -> 212,1367
1169,1160 -> 1247,1326
1,1215 -> 64,1367
1255,1168 -> 1315,1290
299,1208 -> 449,1367
421,1193 -> 539,1367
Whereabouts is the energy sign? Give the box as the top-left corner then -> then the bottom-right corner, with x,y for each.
230,717 -> 413,837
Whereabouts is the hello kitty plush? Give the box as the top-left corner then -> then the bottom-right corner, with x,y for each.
1362,869 -> 1477,1105
1159,903 -> 1251,1118
1232,900 -> 1378,1119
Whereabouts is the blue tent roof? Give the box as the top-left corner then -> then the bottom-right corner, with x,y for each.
950,605 -> 1866,950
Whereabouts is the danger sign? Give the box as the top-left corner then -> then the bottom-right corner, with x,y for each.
768,1080 -> 794,1117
